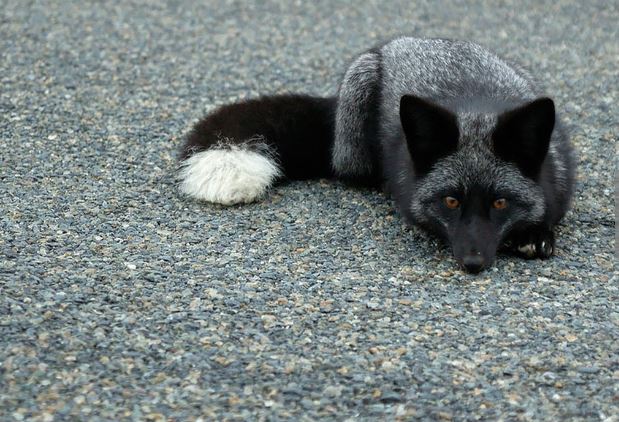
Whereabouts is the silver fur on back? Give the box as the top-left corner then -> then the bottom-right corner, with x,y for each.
332,51 -> 381,177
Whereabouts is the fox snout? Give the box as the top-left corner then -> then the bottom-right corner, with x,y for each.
453,244 -> 496,274
450,219 -> 499,273
460,253 -> 486,274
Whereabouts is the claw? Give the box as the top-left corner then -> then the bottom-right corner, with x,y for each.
517,243 -> 537,258
538,239 -> 554,258
509,226 -> 555,260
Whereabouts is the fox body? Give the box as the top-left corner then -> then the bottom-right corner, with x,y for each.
179,37 -> 575,272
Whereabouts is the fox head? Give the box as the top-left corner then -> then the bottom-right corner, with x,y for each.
400,95 -> 555,273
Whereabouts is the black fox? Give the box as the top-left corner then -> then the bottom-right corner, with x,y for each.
178,37 -> 575,273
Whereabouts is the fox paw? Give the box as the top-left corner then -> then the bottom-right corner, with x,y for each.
506,228 -> 555,259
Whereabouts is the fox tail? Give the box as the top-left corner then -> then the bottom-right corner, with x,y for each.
178,94 -> 337,205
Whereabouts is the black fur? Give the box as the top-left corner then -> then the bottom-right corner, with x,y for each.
492,98 -> 555,179
182,94 -> 337,180
400,95 -> 460,175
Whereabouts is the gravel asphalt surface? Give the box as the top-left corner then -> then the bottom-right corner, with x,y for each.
1,1 -> 617,420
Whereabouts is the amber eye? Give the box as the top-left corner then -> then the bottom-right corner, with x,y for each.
443,196 -> 460,209
493,198 -> 508,209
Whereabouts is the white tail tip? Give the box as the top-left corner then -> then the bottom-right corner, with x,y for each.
178,144 -> 281,205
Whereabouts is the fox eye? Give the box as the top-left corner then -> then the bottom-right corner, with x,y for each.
493,198 -> 508,209
443,196 -> 460,209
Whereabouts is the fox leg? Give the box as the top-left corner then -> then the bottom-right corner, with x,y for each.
332,50 -> 382,181
506,225 -> 555,259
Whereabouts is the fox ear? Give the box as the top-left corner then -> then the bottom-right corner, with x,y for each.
400,95 -> 459,175
492,98 -> 555,178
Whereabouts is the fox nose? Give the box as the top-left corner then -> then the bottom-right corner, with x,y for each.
462,254 -> 485,273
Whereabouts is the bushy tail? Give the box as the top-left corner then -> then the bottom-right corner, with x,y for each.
178,94 -> 337,205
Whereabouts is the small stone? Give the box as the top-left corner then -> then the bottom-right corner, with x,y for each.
366,301 -> 381,310
323,385 -> 342,398
578,366 -> 600,374
381,361 -> 394,371
380,390 -> 401,403
337,366 -> 349,375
